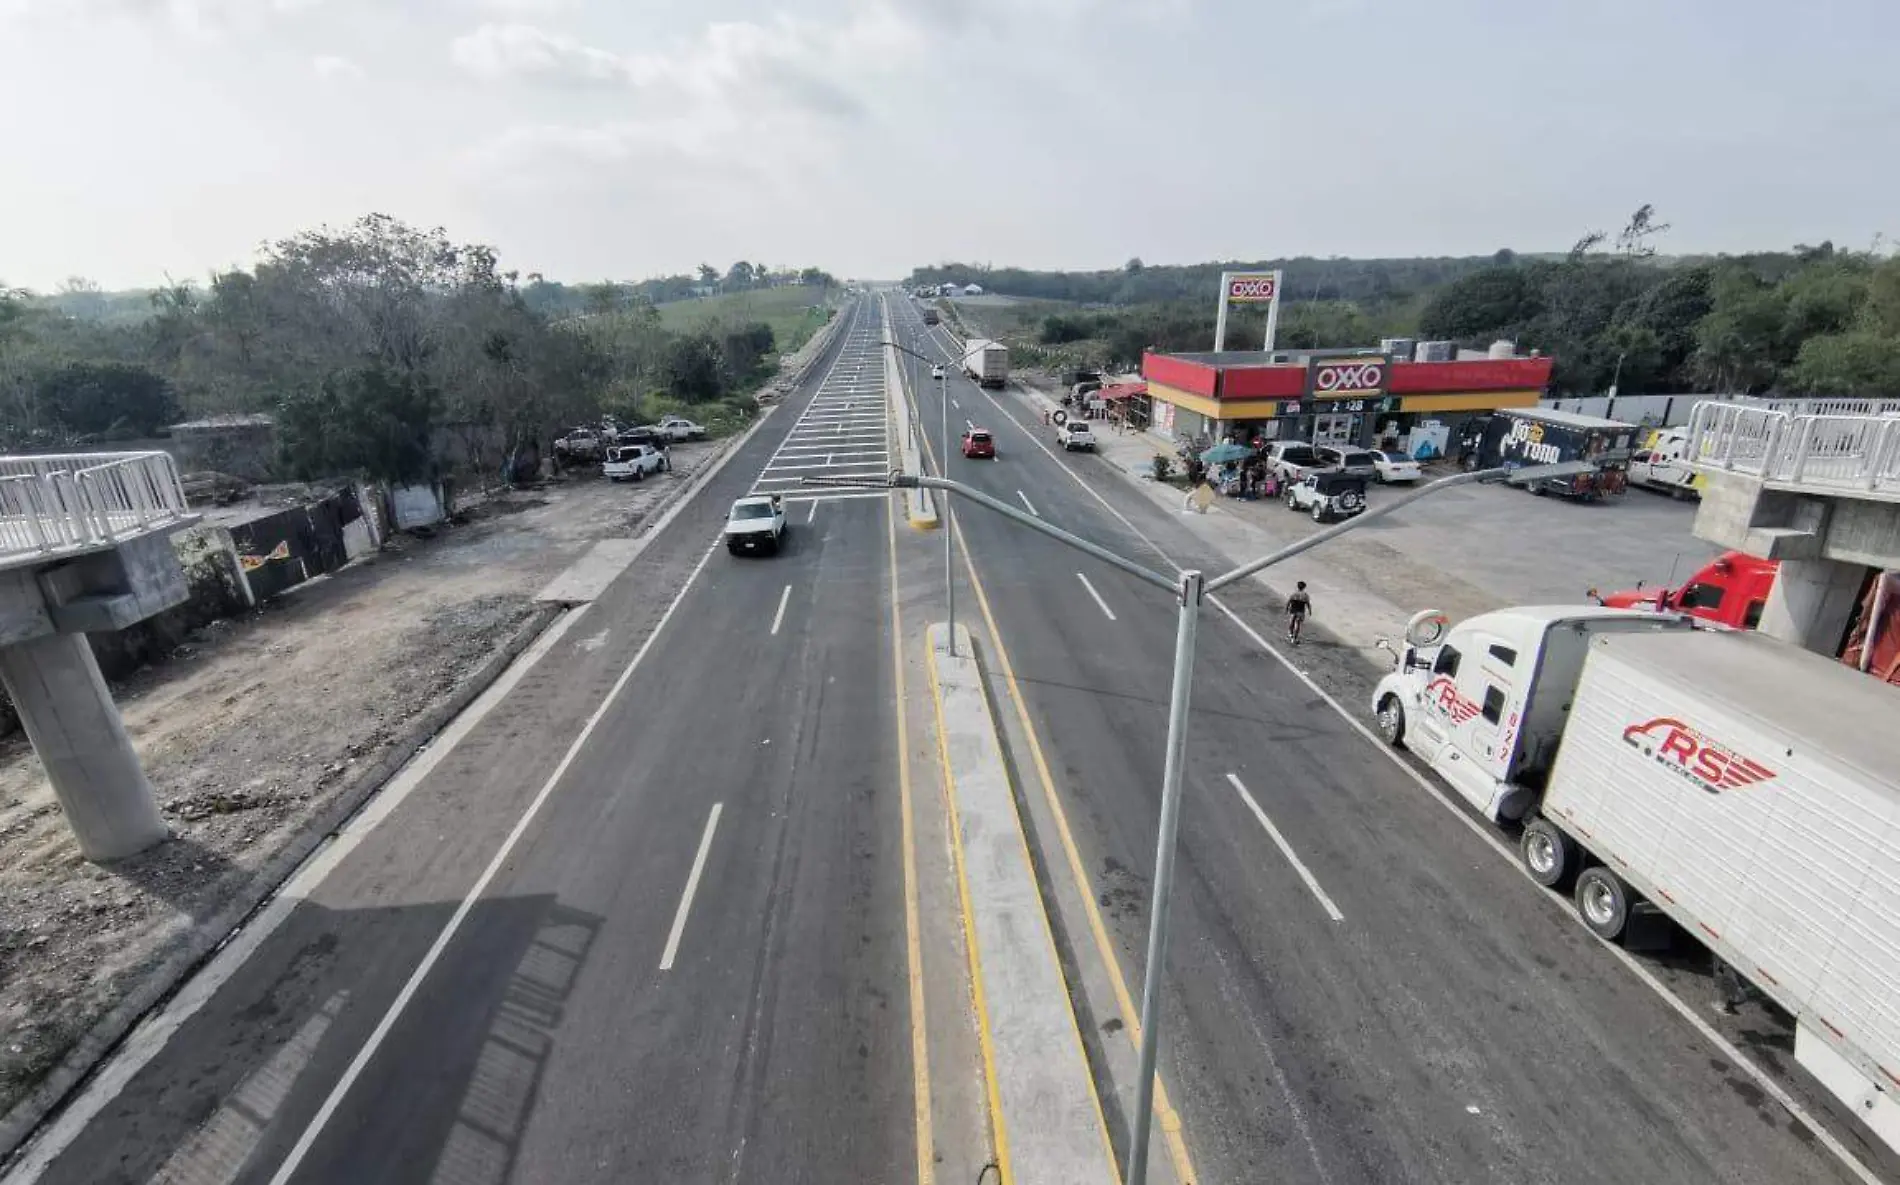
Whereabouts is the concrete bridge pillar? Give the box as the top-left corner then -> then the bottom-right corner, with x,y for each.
0,632 -> 169,861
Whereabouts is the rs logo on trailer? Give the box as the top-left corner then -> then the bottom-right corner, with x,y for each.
1621,717 -> 1777,795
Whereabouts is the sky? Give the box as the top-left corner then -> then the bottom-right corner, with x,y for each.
1,0 -> 1897,290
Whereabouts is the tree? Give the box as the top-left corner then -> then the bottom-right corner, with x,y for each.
1690,267 -> 1788,391
1124,257 -> 1144,274
1418,267 -> 1541,340
723,261 -> 757,292
1615,204 -> 1671,258
1785,332 -> 1900,395
277,364 -> 438,483
33,362 -> 178,439
696,263 -> 719,288
664,333 -> 727,402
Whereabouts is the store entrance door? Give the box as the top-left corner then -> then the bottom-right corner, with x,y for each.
1313,413 -> 1359,447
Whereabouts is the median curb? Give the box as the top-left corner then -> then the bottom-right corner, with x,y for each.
883,297 -> 939,530
925,621 -> 1117,1185
0,599 -> 564,1165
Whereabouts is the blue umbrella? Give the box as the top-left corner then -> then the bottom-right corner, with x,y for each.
1200,441 -> 1252,464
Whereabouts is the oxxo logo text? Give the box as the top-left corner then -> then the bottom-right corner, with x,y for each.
1621,717 -> 1776,795
1506,420 -> 1562,465
1226,275 -> 1278,303
1313,361 -> 1385,395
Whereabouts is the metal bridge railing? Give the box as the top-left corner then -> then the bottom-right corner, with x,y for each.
1688,402 -> 1900,496
0,451 -> 191,563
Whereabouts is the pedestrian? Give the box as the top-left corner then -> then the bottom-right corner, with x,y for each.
1043,408 -> 1052,426
1712,955 -> 1748,1015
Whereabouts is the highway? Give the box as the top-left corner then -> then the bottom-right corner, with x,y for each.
887,294 -> 1878,1184
4,298 -> 972,1185
2,286 -> 1886,1185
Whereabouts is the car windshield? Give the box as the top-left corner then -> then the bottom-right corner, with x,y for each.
1068,422 -> 1090,432
1343,452 -> 1376,466
970,433 -> 991,443
1280,447 -> 1317,463
731,503 -> 775,520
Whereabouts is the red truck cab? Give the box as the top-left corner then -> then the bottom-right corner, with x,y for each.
1591,551 -> 1778,630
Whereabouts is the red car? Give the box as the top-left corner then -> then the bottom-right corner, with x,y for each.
961,428 -> 996,459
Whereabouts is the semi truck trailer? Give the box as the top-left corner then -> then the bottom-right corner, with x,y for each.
960,339 -> 1009,388
1372,605 -> 1900,1155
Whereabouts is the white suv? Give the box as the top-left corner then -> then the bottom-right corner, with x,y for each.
603,444 -> 668,482
725,494 -> 786,555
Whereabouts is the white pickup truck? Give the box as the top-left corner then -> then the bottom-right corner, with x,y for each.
603,443 -> 668,482
1057,419 -> 1096,452
725,494 -> 786,555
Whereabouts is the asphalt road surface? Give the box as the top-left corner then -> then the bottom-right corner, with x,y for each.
5,299 -> 944,1185
889,294 -> 1883,1185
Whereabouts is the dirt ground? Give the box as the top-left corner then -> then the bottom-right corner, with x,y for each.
0,443 -> 721,1117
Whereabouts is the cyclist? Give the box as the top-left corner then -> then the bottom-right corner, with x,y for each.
1285,581 -> 1312,644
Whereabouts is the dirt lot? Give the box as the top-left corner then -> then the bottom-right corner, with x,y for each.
0,445 -> 721,1117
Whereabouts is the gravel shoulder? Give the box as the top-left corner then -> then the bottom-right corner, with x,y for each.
0,447 -> 719,1117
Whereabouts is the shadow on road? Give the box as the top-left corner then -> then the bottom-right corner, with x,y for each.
32,893 -> 603,1185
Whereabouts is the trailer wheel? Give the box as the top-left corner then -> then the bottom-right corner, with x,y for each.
1521,817 -> 1576,890
1574,866 -> 1631,941
1375,695 -> 1406,748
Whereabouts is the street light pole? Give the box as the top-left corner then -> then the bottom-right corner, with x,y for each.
941,363 -> 955,654
1125,568 -> 1201,1184
803,458 -> 1598,1185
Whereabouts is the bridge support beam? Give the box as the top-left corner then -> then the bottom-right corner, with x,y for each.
0,632 -> 168,861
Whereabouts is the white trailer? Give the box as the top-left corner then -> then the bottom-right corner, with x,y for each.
961,339 -> 1009,389
1372,608 -> 1900,1155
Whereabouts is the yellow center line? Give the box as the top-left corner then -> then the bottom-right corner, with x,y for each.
888,497 -> 935,1185
919,423 -> 1201,1185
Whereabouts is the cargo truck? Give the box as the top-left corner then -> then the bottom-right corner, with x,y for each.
961,339 -> 1009,388
1371,605 -> 1900,1155
1460,409 -> 1636,500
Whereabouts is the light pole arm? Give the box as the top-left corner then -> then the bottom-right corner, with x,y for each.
1203,460 -> 1596,594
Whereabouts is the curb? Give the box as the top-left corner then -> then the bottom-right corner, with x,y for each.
0,599 -> 565,1164
925,622 -> 1118,1185
880,296 -> 940,531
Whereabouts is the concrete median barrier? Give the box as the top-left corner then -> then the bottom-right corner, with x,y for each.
925,621 -> 1115,1184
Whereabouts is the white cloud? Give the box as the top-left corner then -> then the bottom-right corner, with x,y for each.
0,0 -> 326,36
449,22 -> 627,84
311,53 -> 361,79
470,0 -> 571,12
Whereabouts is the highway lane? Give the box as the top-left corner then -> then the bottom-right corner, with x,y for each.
9,299 -> 936,1185
889,294 -> 1874,1184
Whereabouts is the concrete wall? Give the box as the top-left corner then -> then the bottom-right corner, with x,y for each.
1696,472 -> 1900,568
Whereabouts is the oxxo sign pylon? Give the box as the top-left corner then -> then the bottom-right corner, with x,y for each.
1213,268 -> 1284,354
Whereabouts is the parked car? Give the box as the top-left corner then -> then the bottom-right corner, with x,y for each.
1057,419 -> 1096,451
656,415 -> 707,441
555,429 -> 605,463
1316,446 -> 1380,479
1263,441 -> 1328,482
615,426 -> 669,451
603,444 -> 668,482
725,494 -> 786,555
1284,471 -> 1367,522
1371,450 -> 1423,483
962,428 -> 996,459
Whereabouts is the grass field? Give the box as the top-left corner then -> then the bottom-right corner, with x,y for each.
654,285 -> 837,356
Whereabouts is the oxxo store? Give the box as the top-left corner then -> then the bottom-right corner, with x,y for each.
1140,349 -> 1557,452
